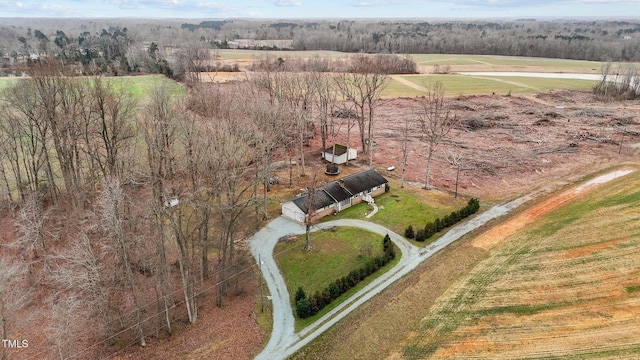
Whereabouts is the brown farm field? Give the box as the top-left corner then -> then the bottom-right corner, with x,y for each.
396,168 -> 640,359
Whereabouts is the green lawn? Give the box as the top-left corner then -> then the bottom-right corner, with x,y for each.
383,77 -> 425,97
274,226 -> 398,330
110,74 -> 184,99
0,77 -> 19,90
397,74 -> 597,96
410,54 -> 603,72
328,179 -> 468,238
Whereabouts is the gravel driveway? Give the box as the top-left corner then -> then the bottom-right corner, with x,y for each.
249,190 -> 536,360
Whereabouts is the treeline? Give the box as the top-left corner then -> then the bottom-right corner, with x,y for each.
176,19 -> 640,62
250,53 -> 416,74
3,18 -> 640,79
295,234 -> 396,319
405,198 -> 480,242
0,59 -> 333,357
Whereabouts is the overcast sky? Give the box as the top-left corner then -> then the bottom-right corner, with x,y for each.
1,0 -> 640,19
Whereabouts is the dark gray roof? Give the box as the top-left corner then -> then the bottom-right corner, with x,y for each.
291,188 -> 335,214
323,182 -> 353,202
288,169 -> 387,214
341,169 -> 388,195
322,144 -> 349,156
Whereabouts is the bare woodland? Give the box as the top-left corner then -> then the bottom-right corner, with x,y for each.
0,48 -> 399,358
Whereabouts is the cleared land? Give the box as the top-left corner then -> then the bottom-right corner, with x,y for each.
198,52 -> 606,97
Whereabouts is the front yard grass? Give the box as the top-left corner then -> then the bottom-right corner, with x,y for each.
328,178 -> 468,241
274,226 -> 400,331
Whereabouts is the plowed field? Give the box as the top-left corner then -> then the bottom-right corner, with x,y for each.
393,169 -> 640,359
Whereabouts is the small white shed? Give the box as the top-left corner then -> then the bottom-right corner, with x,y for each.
322,144 -> 357,165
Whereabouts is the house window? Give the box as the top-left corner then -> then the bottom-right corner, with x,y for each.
366,188 -> 372,194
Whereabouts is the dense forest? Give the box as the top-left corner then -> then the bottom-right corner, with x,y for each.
1,18 -> 640,78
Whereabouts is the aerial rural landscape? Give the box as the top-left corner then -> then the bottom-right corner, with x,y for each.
0,6 -> 640,360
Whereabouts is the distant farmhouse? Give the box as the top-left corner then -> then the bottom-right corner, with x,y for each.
321,144 -> 357,165
281,169 -> 388,223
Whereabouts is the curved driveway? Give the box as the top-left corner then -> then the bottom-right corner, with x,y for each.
249,191 -> 536,360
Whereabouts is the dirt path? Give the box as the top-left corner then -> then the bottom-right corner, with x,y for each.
472,169 -> 634,251
391,75 -> 427,92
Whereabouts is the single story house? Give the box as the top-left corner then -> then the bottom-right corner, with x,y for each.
281,169 -> 388,223
321,144 -> 357,165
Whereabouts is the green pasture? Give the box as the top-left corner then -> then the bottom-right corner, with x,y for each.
394,74 -> 597,96
108,74 -> 184,99
0,77 -> 19,90
0,75 -> 183,99
275,226 -> 399,330
410,54 -> 602,72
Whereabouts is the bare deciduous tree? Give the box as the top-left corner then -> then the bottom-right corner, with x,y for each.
14,195 -> 48,280
97,178 -> 146,346
0,257 -> 30,360
400,117 -> 413,189
445,149 -> 465,198
303,174 -> 321,251
86,77 -> 137,180
416,81 -> 459,189
50,230 -> 115,340
334,55 -> 389,167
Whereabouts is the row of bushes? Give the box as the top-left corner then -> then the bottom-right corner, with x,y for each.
405,198 -> 480,242
296,234 -> 396,319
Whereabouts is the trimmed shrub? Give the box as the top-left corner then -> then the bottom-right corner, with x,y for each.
296,298 -> 312,318
297,232 -> 398,318
374,256 -> 385,269
424,223 -> 434,238
329,282 -> 340,299
295,287 -> 306,302
365,260 -> 375,275
322,288 -> 332,305
405,224 -> 415,239
312,291 -> 326,309
308,296 -> 319,315
349,269 -> 361,286
433,218 -> 442,232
